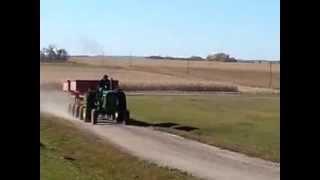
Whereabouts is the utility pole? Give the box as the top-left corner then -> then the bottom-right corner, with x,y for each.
268,62 -> 272,88
102,51 -> 105,66
129,51 -> 133,67
187,58 -> 190,74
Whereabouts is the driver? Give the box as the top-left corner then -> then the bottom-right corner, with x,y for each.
99,74 -> 110,90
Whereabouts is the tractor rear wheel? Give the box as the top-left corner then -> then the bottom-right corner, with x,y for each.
111,113 -> 116,121
91,109 -> 98,125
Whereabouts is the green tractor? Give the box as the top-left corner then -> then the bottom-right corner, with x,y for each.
65,79 -> 130,125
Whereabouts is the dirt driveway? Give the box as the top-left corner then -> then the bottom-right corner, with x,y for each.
40,89 -> 280,180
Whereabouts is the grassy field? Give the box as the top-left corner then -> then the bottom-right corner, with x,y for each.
40,113 -> 198,180
126,94 -> 280,162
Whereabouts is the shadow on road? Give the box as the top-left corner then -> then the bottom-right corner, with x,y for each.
127,118 -> 199,132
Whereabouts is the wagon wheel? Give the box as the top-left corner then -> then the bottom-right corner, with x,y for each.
81,107 -> 87,122
75,105 -> 81,119
84,108 -> 92,123
71,104 -> 76,117
91,109 -> 98,125
68,103 -> 73,114
79,106 -> 84,120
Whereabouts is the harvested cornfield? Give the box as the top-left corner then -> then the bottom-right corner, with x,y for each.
70,57 -> 280,89
40,62 -> 238,92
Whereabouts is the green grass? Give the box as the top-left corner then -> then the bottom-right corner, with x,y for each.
127,94 -> 280,162
40,113 -> 198,180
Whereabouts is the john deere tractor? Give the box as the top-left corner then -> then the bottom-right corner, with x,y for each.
64,79 -> 130,125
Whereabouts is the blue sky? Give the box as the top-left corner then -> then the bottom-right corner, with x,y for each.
40,0 -> 279,60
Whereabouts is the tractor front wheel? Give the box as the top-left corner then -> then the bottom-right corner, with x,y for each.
122,110 -> 129,125
117,110 -> 129,125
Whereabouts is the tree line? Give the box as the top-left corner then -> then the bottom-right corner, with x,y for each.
40,45 -> 69,61
146,53 -> 237,62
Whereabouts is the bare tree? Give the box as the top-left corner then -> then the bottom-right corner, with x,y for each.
40,45 -> 69,61
206,53 -> 237,62
56,48 -> 69,60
